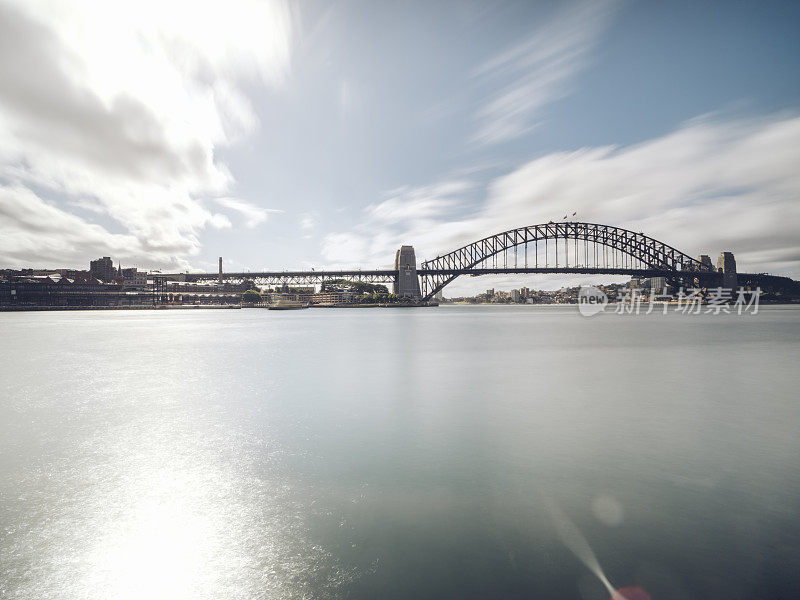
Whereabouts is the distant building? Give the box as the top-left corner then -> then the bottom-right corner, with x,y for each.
311,291 -> 355,305
698,255 -> 713,269
434,290 -> 444,301
486,288 -> 494,298
510,289 -> 521,302
122,268 -> 148,288
89,257 -> 115,282
1,277 -> 125,307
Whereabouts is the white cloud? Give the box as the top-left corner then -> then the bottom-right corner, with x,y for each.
320,178 -> 476,269
214,197 -> 279,228
0,184 -> 178,269
322,113 -> 800,292
0,0 -> 292,268
471,1 -> 617,145
299,213 -> 317,230
366,180 -> 472,225
320,232 -> 369,266
298,212 -> 319,239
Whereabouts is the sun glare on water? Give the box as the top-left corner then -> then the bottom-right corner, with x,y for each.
88,468 -> 222,600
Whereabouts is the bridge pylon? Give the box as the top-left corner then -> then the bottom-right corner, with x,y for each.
717,252 -> 737,290
394,246 -> 421,299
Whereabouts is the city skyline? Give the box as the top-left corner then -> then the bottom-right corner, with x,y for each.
1,1 -> 799,295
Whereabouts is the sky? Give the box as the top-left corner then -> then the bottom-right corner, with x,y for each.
1,0 -> 799,294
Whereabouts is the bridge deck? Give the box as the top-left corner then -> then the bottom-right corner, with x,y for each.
160,267 -> 720,283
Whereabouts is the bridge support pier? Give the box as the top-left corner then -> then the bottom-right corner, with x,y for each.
717,252 -> 737,290
394,246 -> 421,299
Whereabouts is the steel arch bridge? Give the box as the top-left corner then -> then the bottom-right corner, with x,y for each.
417,222 -> 717,301
161,221 -> 728,302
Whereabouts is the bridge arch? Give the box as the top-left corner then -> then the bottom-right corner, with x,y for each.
418,222 -> 714,301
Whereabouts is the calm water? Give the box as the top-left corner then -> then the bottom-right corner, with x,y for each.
1,306 -> 799,600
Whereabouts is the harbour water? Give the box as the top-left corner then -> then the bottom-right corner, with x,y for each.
1,306 -> 799,599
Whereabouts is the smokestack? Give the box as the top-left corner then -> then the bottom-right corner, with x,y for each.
218,257 -> 223,284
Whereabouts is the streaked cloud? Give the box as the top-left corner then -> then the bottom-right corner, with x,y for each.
320,178 -> 476,269
0,0 -> 292,268
214,197 -> 280,228
0,1 -> 797,283
320,232 -> 369,266
366,180 -> 473,226
1,184 -> 143,266
299,213 -> 317,230
471,1 -> 618,145
323,113 -> 800,290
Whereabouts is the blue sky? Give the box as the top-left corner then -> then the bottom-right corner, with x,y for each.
1,0 -> 799,292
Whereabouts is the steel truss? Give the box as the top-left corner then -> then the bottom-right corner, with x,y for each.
168,270 -> 397,287
418,222 -> 717,300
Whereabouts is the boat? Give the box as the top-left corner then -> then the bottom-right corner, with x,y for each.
268,298 -> 309,310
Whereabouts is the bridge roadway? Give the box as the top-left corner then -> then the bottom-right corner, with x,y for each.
160,267 -> 722,286
160,269 -> 396,285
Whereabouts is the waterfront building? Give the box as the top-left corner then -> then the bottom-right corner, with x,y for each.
311,291 -> 355,305
89,257 -> 115,282
122,268 -> 148,288
1,277 -> 127,307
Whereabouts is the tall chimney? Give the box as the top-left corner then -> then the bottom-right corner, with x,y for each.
218,257 -> 223,284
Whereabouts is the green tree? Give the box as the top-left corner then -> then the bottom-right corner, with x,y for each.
324,279 -> 389,295
242,289 -> 262,304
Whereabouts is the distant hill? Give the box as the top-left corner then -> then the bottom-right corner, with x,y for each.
737,273 -> 800,302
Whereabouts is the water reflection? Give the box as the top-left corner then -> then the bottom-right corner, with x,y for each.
1,307 -> 799,599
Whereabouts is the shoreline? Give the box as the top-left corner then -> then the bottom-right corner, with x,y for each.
0,305 -> 242,312
2,301 -> 798,312
0,303 -> 438,312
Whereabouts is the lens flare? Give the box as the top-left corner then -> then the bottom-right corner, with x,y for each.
542,494 -> 649,600
612,586 -> 651,600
